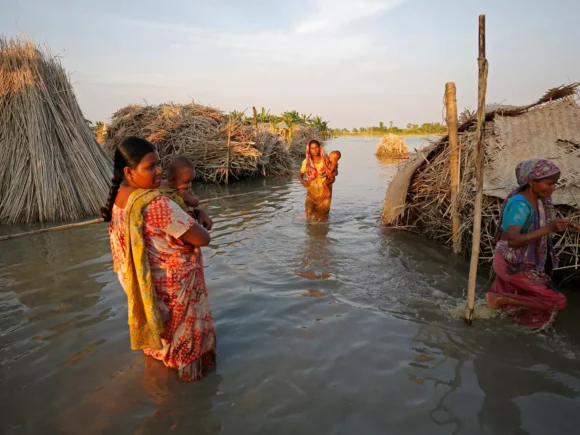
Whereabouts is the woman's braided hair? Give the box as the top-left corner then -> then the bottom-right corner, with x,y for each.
100,137 -> 157,222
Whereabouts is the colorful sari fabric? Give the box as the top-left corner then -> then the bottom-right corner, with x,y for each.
109,189 -> 216,381
301,141 -> 333,220
488,159 -> 566,327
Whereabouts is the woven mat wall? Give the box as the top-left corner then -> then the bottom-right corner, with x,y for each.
484,99 -> 580,207
382,146 -> 436,224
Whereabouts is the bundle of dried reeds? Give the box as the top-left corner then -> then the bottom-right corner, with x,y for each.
104,103 -> 292,183
376,134 -> 409,159
0,37 -> 112,224
288,126 -> 324,162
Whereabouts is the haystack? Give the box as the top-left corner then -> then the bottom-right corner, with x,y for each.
382,83 -> 580,272
104,103 -> 292,183
289,126 -> 324,162
376,134 -> 409,159
0,37 -> 112,224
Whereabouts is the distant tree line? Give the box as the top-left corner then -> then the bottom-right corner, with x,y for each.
332,121 -> 447,136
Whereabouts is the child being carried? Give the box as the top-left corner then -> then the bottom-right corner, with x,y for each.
161,156 -> 201,210
322,150 -> 341,195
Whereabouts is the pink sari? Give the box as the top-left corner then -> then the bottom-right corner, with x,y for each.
109,195 -> 216,381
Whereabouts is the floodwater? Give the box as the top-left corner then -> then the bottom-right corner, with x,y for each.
1,136 -> 580,434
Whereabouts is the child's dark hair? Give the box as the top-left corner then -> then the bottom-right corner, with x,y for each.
168,156 -> 195,181
100,137 -> 157,222
170,156 -> 195,168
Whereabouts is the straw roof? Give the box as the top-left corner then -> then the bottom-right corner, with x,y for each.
382,83 -> 580,271
104,103 -> 292,183
0,37 -> 112,224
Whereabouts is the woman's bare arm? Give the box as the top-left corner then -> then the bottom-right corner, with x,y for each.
503,219 -> 569,248
180,222 -> 211,247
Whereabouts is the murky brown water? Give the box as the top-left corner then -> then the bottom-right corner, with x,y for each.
1,137 -> 580,434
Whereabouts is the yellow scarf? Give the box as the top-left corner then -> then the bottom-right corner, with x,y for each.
122,188 -> 185,350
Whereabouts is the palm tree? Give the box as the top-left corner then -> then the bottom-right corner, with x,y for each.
281,110 -> 302,143
300,113 -> 312,125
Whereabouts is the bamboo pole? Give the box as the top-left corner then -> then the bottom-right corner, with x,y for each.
445,82 -> 462,254
253,106 -> 265,176
0,191 -> 262,242
225,120 -> 231,185
465,14 -> 489,325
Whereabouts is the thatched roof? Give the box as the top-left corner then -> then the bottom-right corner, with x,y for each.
382,83 -> 580,271
0,37 -> 112,224
104,103 -> 292,183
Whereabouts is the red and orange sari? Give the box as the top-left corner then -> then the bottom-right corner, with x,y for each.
109,189 -> 216,381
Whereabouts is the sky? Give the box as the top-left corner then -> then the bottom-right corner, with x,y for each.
2,0 -> 579,129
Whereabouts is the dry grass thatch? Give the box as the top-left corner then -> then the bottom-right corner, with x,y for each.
289,126 -> 324,162
375,134 -> 409,159
104,103 -> 292,183
382,84 -> 580,274
0,36 -> 112,224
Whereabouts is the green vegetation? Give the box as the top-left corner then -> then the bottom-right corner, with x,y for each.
331,121 -> 447,137
247,107 -> 332,139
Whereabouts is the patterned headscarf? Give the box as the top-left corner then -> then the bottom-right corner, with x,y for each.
305,140 -> 330,182
497,159 -> 560,237
514,158 -> 560,189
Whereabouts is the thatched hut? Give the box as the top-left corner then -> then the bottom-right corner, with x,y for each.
376,134 -> 409,159
104,103 -> 292,183
382,84 -> 580,272
0,37 -> 112,224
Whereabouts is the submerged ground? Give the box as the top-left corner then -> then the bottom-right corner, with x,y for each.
1,136 -> 579,434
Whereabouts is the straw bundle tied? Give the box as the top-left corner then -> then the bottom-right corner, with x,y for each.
0,37 -> 112,224
288,126 -> 324,161
382,86 -> 580,273
104,103 -> 292,183
376,134 -> 409,159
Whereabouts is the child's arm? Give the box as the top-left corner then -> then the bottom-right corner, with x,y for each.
178,188 -> 200,208
324,165 -> 338,186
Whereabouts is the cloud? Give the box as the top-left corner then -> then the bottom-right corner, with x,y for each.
295,0 -> 406,34
104,1 -> 401,69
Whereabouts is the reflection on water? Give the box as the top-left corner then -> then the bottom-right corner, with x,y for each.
1,137 -> 580,434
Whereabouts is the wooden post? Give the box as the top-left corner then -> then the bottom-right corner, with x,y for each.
445,82 -> 461,254
225,120 -> 231,185
465,14 -> 489,325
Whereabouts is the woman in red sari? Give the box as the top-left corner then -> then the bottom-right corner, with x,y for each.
487,159 -> 579,328
101,137 -> 217,381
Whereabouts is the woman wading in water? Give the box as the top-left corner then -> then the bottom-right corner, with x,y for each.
101,137 -> 217,381
487,158 -> 580,328
298,140 -> 338,221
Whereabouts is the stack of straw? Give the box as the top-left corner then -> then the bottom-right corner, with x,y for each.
288,126 -> 324,162
375,134 -> 409,159
104,103 -> 292,183
0,37 -> 112,224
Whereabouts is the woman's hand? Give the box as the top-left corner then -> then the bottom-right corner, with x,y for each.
196,209 -> 213,230
568,221 -> 580,231
550,218 -> 570,233
301,180 -> 310,188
